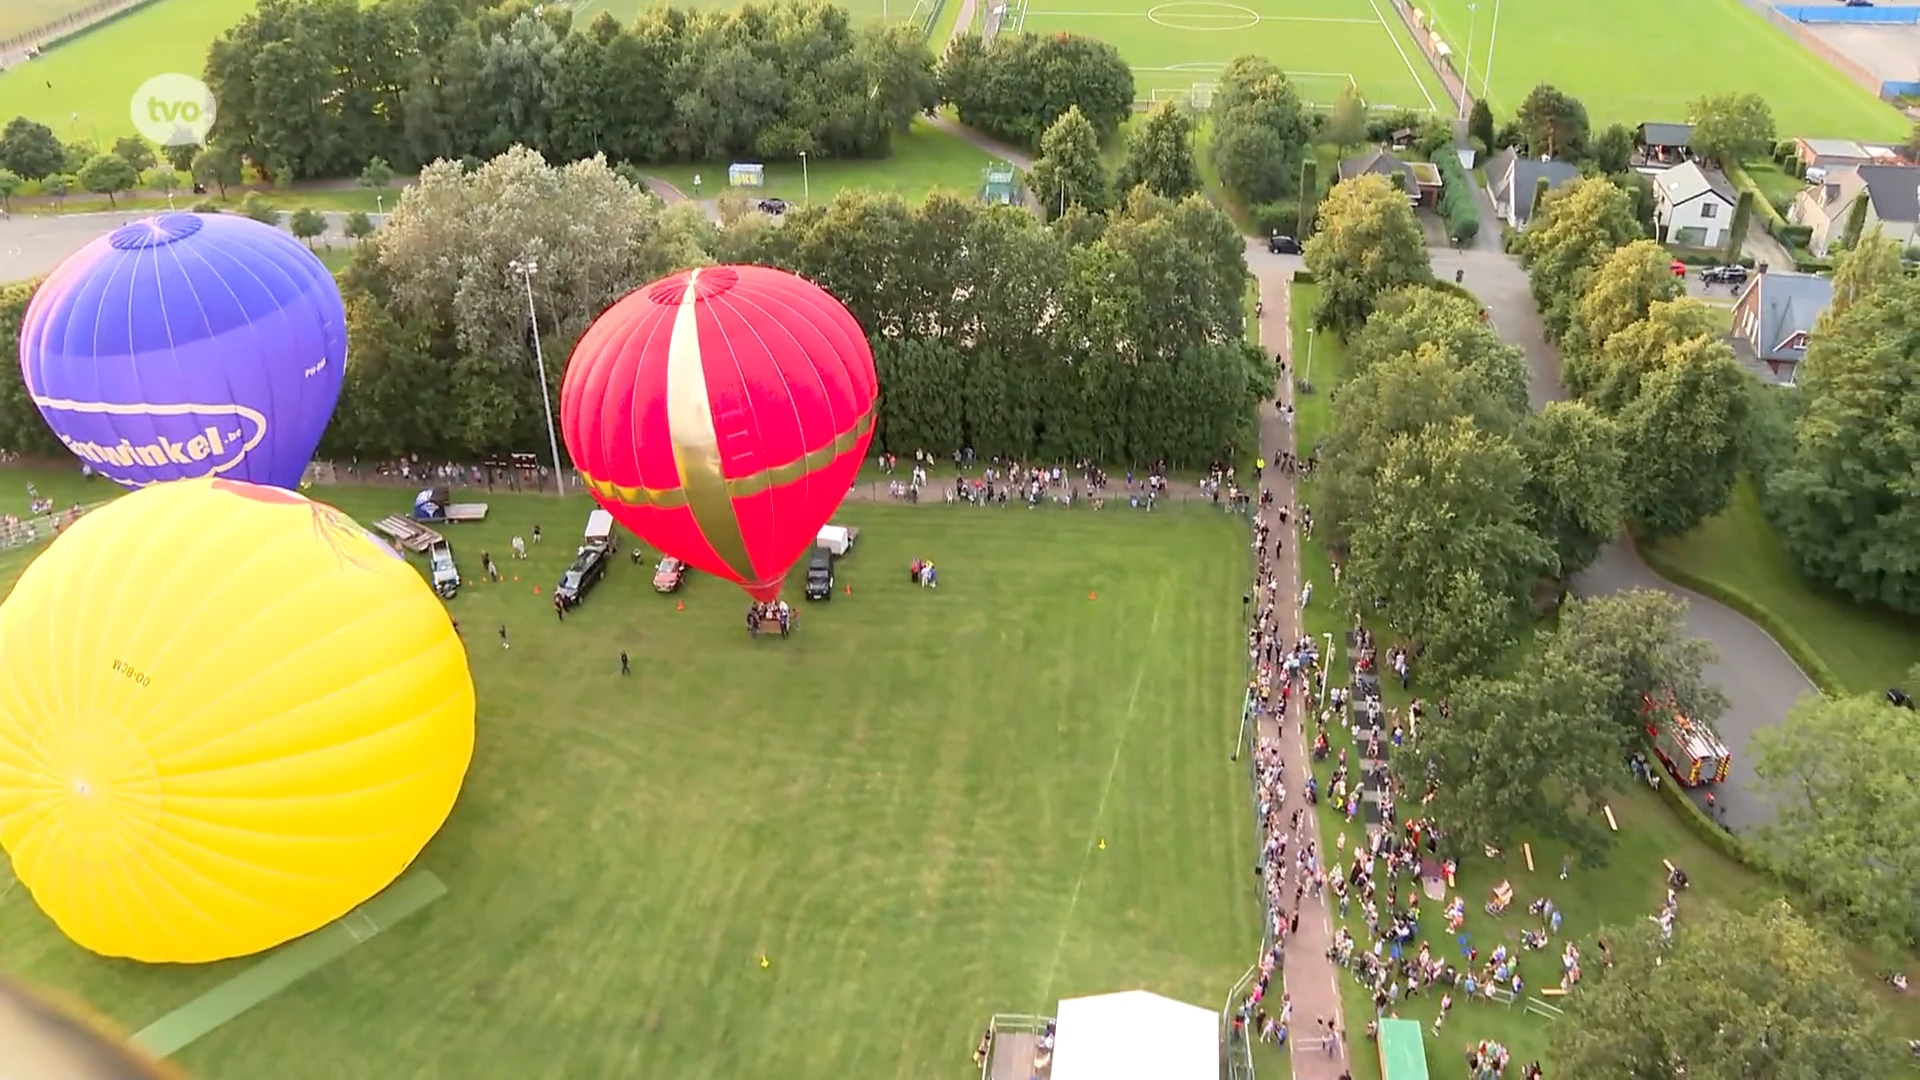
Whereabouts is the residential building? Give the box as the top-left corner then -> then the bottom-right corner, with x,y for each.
1730,271 -> 1832,386
1337,148 -> 1442,208
1788,163 -> 1920,255
1634,122 -> 1694,168
1483,147 -> 1581,228
1652,161 -> 1737,248
1794,138 -> 1873,170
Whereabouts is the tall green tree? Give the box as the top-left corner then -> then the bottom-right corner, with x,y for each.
191,145 -> 242,199
1722,188 -> 1753,263
1518,401 -> 1625,579
1839,187 -> 1871,251
1029,106 -> 1109,219
111,137 -> 157,173
1116,100 -> 1200,201
939,31 -> 1134,148
1551,902 -> 1897,1080
290,207 -> 329,247
1567,238 -> 1686,356
1541,590 -> 1727,745
1514,83 -> 1589,159
1466,98 -> 1494,153
1302,173 -> 1431,333
1513,175 -> 1640,341
1588,122 -> 1633,174
1617,337 -> 1751,538
1296,159 -> 1318,237
0,168 -> 18,212
1323,83 -> 1367,151
1770,273 -> 1920,612
1345,417 -> 1552,680
1571,297 -> 1722,413
0,117 -> 65,180
1346,284 -> 1528,415
1754,693 -> 1920,945
1206,55 -> 1312,206
75,153 -> 139,208
1424,664 -> 1619,859
1819,226 -> 1904,331
1686,91 -> 1774,167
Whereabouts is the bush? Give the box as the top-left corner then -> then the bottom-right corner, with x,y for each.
1249,199 -> 1300,237
1431,150 -> 1479,244
1787,158 -> 1807,179
1668,248 -> 1755,267
191,200 -> 221,213
1793,256 -> 1834,274
1775,223 -> 1813,247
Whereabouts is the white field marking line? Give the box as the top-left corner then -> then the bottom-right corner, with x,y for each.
1364,0 -> 1439,112
1037,583 -> 1168,1008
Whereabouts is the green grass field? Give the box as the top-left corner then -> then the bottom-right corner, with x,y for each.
639,119 -> 1000,205
570,0 -> 919,19
0,0 -> 253,143
1642,477 -> 1920,696
1015,0 -> 1448,110
1419,0 -> 1908,140
0,469 -> 1261,1077
1285,283 -> 1918,1076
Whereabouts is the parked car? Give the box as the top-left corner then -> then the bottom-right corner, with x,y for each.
758,198 -> 788,215
1268,232 -> 1301,255
428,539 -> 460,600
555,543 -> 609,608
653,556 -> 688,592
804,543 -> 835,601
1700,264 -> 1749,285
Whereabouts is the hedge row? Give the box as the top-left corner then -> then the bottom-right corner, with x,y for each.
1432,150 -> 1478,245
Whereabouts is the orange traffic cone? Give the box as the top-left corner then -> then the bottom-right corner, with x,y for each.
532,585 -> 541,595
845,584 -> 853,596
676,600 -> 685,611
1089,591 -> 1097,601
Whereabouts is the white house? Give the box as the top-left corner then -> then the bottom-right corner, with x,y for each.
1653,162 -> 1737,249
1788,164 -> 1920,256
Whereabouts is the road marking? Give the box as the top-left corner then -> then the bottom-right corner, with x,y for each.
1364,0 -> 1439,113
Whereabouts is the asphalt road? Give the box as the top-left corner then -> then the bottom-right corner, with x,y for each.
0,209 -> 378,283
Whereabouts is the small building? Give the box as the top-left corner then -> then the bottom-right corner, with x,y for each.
1794,138 -> 1872,170
1048,991 -> 1216,1080
1484,147 -> 1581,229
1338,147 -> 1442,208
982,162 -> 1019,205
1652,161 -> 1737,248
1730,270 -> 1832,386
1634,122 -> 1694,167
1789,163 -> 1920,255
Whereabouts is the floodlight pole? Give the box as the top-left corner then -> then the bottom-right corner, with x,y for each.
509,258 -> 569,497
1459,3 -> 1478,120
1305,327 -> 1317,388
1481,0 -> 1503,101
799,151 -> 810,207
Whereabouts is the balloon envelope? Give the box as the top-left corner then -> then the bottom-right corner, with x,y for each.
561,265 -> 877,601
18,213 -> 347,491
0,478 -> 474,964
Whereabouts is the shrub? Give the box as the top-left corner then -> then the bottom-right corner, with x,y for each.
1431,150 -> 1479,244
1250,199 -> 1300,237
191,200 -> 221,213
1775,223 -> 1813,247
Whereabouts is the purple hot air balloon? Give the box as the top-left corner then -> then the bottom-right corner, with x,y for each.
17,213 -> 347,490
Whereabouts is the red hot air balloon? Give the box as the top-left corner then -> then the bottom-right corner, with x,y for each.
561,266 -> 878,602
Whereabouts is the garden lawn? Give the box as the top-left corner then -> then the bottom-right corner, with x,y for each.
1641,476 -> 1920,696
1418,0 -> 1908,141
0,482 -> 1262,1079
1018,0 -> 1447,111
641,120 -> 1000,206
1741,161 -> 1803,216
1285,282 -> 1916,1076
0,0 -> 257,142
14,185 -> 394,216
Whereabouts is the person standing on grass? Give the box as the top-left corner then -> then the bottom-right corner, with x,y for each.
498,624 -> 509,649
620,651 -> 630,675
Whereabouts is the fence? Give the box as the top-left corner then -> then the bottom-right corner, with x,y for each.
978,1014 -> 1052,1080
0,0 -> 158,65
1726,0 -> 1914,101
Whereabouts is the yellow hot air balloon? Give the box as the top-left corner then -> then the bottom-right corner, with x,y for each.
0,478 -> 474,964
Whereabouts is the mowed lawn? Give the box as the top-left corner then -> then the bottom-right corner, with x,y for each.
575,0 -> 905,19
1285,284 -> 1919,1075
1419,0 -> 1908,140
0,0 -> 256,142
0,479 -> 1261,1079
639,119 -> 1000,205
1021,0 -> 1445,110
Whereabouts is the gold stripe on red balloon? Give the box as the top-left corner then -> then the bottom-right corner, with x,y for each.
664,270 -> 756,582
581,407 -> 873,510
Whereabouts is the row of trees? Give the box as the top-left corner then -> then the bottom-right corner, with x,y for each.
0,147 -> 1263,468
198,0 -> 937,180
938,31 -> 1134,150
1029,100 -> 1202,218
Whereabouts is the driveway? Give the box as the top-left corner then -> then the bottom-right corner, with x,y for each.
1,209 -> 385,283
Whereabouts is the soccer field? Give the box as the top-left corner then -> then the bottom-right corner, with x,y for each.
1013,0 -> 1448,111
0,0 -> 253,143
0,475 -> 1260,1078
570,0 -> 920,23
1419,0 -> 1907,141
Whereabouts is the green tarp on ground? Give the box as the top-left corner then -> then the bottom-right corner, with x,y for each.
1378,1018 -> 1429,1080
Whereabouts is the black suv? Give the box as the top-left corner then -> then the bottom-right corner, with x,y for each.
758,198 -> 789,215
1268,232 -> 1301,255
555,542 -> 610,608
1700,264 -> 1748,285
803,543 -> 834,601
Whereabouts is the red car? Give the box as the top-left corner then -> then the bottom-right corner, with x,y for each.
1669,260 -> 1688,278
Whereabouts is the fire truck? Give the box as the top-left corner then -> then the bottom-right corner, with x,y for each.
1642,693 -> 1731,787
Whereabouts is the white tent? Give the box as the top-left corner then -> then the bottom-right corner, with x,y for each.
1049,990 -> 1217,1080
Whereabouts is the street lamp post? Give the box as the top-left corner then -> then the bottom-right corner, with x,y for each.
1482,0 -> 1503,102
1459,3 -> 1479,120
375,193 -> 384,217
1305,327 -> 1317,389
798,151 -> 810,208
507,257 -> 569,497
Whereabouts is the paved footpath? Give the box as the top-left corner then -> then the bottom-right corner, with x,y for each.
1252,251 -> 1349,1079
